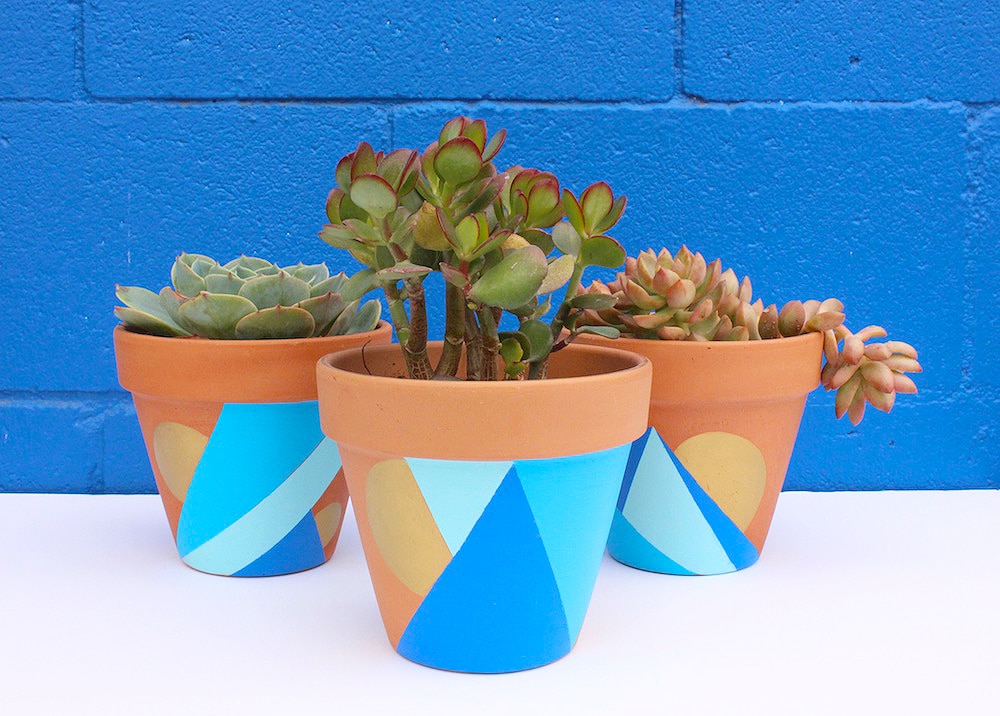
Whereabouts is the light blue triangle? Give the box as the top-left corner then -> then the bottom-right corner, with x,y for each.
514,444 -> 629,644
620,428 -> 735,575
406,457 -> 513,554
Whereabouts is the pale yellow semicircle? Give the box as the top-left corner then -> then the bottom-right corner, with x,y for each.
314,502 -> 344,547
674,432 -> 767,531
366,459 -> 451,597
152,422 -> 209,502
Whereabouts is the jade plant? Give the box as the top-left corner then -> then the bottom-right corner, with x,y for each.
115,253 -> 381,339
318,116 -> 627,380
577,246 -> 922,425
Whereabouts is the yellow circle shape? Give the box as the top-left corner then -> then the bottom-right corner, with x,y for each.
314,502 -> 344,548
152,422 -> 209,502
366,459 -> 452,597
674,432 -> 767,531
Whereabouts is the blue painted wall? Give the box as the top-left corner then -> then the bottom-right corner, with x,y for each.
1,1 -> 996,492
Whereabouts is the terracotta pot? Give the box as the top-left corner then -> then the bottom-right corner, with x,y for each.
113,322 -> 392,576
316,342 -> 651,673
575,332 -> 823,575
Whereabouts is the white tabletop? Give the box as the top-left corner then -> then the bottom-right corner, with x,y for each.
1,490 -> 997,715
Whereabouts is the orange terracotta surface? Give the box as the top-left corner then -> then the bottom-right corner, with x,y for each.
114,321 -> 392,403
312,469 -> 350,561
114,322 -> 392,546
339,446 -> 424,648
317,342 -> 652,461
577,332 -> 823,551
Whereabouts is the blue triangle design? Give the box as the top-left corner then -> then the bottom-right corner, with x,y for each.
618,428 -> 651,512
514,444 -> 629,644
607,510 -> 696,575
396,467 -> 571,673
665,448 -> 760,570
233,511 -> 325,577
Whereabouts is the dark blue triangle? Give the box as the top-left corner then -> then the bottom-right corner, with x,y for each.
617,427 -> 651,512
665,447 -> 760,571
396,467 -> 572,673
233,511 -> 326,577
607,509 -> 697,575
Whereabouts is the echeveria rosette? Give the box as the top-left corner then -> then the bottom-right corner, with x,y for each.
115,253 -> 381,340
578,246 -> 921,424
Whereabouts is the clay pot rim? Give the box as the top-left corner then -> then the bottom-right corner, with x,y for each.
115,321 -> 393,403
579,331 -> 822,351
113,320 -> 392,350
318,340 -> 649,387
317,341 -> 653,460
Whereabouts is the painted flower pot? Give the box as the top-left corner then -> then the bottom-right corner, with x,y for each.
316,342 -> 651,673
113,322 -> 392,576
576,332 -> 822,575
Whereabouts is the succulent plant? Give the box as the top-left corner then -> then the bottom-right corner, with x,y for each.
578,246 -> 921,425
318,116 -> 628,380
115,253 -> 381,340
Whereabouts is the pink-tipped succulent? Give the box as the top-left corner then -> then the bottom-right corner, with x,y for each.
579,246 -> 921,424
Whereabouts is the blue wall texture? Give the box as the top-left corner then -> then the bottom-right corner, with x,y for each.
1,1 -> 997,492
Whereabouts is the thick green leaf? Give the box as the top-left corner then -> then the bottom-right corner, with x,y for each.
481,128 -> 506,162
379,149 -> 419,192
580,182 -> 614,233
190,257 -> 218,278
350,174 -> 398,219
499,336 -> 524,365
570,293 -> 618,310
325,188 -> 345,224
594,194 -> 627,234
204,272 -> 246,295
345,299 -> 382,335
234,306 -> 316,339
297,292 -> 347,336
340,268 -> 376,301
289,262 -> 330,285
438,117 -> 466,145
350,142 -> 377,181
454,214 -> 487,258
376,262 -> 433,282
171,257 -> 206,297
328,299 -> 359,335
536,254 -> 575,296
468,246 -> 548,310
461,119 -> 487,151
310,273 -> 347,298
434,137 -> 483,185
575,325 -> 621,339
562,190 -> 586,237
114,306 -> 190,337
579,235 -> 626,269
177,293 -> 257,339
158,287 -> 187,326
179,252 -> 215,268
551,222 -> 581,257
440,262 -> 469,288
519,319 -> 553,361
335,154 -> 353,191
238,271 -> 312,309
526,179 -> 561,227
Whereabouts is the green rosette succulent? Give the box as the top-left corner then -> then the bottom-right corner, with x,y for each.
115,253 -> 381,340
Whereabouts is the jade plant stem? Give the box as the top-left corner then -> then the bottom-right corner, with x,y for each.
435,281 -> 466,378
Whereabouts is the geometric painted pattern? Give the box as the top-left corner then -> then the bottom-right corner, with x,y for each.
365,444 -> 630,673
608,427 -> 761,576
154,400 -> 347,577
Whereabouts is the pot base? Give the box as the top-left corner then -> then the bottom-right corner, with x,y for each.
607,427 -> 762,576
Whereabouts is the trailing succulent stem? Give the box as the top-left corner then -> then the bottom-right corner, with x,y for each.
318,116 -> 629,380
579,246 -> 922,425
115,253 -> 381,340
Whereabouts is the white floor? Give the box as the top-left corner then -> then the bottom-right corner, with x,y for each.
1,491 -> 997,716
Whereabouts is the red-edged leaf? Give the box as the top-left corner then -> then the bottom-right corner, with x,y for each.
562,189 -> 586,236
325,188 -> 345,224
349,174 -> 398,219
580,182 -> 614,233
434,137 -> 483,185
461,119 -> 488,151
438,116 -> 467,145
594,195 -> 627,234
350,142 -> 377,181
482,128 -> 507,161
335,154 -> 353,191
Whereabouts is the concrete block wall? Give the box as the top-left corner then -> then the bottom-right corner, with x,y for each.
1,1 -> 997,491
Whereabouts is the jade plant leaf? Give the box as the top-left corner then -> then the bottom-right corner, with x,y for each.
238,271 -> 312,309
234,306 -> 316,339
376,262 -> 433,283
580,182 -> 614,233
579,235 -> 626,269
570,293 -> 618,310
536,254 -> 575,296
551,222 -> 581,257
434,137 -> 483,185
518,319 -> 554,361
576,325 -> 621,339
177,293 -> 257,339
468,246 -> 548,310
350,174 -> 399,219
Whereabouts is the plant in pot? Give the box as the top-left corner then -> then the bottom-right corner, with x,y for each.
113,253 -> 390,576
314,116 -> 652,672
574,247 -> 922,575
